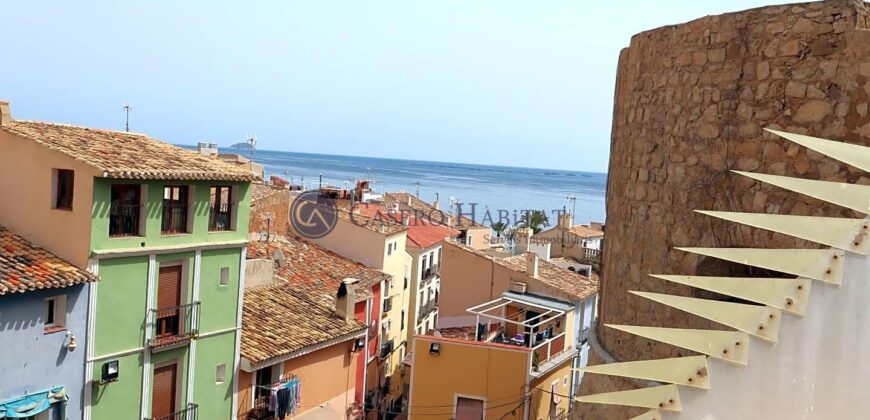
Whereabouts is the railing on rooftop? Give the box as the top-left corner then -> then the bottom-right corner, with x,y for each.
147,302 -> 200,350
580,247 -> 601,264
145,403 -> 198,420
531,332 -> 567,374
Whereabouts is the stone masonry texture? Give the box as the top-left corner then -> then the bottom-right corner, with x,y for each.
576,1 -> 870,417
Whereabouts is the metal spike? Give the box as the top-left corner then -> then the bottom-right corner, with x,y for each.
575,384 -> 682,412
577,356 -> 710,389
675,247 -> 843,285
733,171 -> 870,215
650,275 -> 811,316
606,325 -> 749,365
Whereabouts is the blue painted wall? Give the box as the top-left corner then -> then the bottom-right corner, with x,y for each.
0,284 -> 90,420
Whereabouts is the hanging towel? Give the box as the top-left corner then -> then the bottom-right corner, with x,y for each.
276,387 -> 291,419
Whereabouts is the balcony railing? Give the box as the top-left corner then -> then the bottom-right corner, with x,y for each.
418,299 -> 438,320
422,265 -> 440,282
109,203 -> 142,237
580,247 -> 601,264
578,327 -> 590,345
382,297 -> 393,314
146,403 -> 198,420
148,302 -> 200,349
208,203 -> 235,231
380,339 -> 394,359
531,332 -> 567,373
161,203 -> 190,234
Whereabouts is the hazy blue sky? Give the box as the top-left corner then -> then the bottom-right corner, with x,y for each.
1,1 -> 800,172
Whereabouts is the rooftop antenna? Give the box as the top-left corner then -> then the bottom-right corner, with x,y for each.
246,134 -> 257,172
415,182 -> 421,197
566,195 -> 577,220
123,103 -> 132,132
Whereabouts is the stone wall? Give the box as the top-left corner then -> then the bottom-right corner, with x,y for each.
578,0 -> 870,416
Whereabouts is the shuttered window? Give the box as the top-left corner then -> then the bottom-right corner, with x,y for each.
152,364 -> 177,418
156,266 -> 182,338
456,397 -> 484,420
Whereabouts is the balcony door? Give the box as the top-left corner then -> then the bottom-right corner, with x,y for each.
156,265 -> 182,339
152,363 -> 178,419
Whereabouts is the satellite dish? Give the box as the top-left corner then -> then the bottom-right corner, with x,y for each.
273,249 -> 286,268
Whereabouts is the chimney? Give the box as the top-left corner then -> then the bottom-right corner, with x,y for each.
515,227 -> 532,254
558,212 -> 573,229
407,195 -> 412,206
525,253 -> 539,278
433,193 -> 440,211
336,278 -> 359,321
0,101 -> 11,126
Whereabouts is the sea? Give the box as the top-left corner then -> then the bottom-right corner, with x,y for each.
208,147 -> 607,226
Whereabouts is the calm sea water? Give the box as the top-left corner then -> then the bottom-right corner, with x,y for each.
214,147 -> 607,225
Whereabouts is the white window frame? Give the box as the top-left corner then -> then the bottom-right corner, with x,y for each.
44,295 -> 67,333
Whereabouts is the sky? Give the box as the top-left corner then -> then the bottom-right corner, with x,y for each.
0,0 -> 803,172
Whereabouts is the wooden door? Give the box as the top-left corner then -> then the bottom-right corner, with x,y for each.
152,363 -> 178,418
156,266 -> 182,338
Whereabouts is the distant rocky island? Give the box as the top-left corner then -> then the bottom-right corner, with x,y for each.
229,142 -> 254,150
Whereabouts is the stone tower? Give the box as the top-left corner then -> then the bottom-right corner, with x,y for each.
578,1 -> 870,418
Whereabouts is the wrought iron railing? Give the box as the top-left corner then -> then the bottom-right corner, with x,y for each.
148,302 -> 200,349
208,203 -> 235,231
418,299 -> 438,320
248,396 -> 274,420
161,203 -> 190,234
109,203 -> 142,237
145,403 -> 198,420
422,265 -> 440,282
382,297 -> 393,314
578,327 -> 590,345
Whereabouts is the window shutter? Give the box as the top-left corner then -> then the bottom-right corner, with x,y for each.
152,364 -> 177,418
158,266 -> 182,310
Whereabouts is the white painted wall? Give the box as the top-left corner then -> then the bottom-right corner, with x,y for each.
666,251 -> 870,419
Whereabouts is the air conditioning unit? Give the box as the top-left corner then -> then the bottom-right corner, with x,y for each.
509,281 -> 527,294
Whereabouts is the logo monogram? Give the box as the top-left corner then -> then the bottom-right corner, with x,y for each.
290,191 -> 338,239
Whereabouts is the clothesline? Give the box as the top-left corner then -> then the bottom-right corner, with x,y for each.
257,375 -> 302,419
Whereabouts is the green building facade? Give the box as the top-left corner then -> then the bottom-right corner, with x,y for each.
86,179 -> 251,420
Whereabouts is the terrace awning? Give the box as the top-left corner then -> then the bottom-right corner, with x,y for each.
0,386 -> 67,418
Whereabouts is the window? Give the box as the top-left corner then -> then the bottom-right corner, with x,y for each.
455,396 -> 484,420
400,310 -> 405,331
110,184 -> 142,236
466,235 -> 473,246
220,267 -> 230,286
216,364 -> 227,384
44,295 -> 67,333
162,186 -> 190,234
53,169 -> 74,210
209,186 -> 234,231
387,242 -> 393,256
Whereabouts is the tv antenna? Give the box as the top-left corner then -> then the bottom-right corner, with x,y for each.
566,195 -> 577,219
246,134 -> 257,172
123,103 -> 132,132
415,182 -> 421,197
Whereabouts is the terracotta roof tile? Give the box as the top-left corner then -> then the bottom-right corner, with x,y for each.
2,120 -> 257,181
251,183 -> 287,202
241,283 -> 366,365
446,241 -> 597,301
348,203 -> 459,248
247,236 -> 388,305
567,225 -> 604,238
0,225 -> 97,295
383,192 -> 484,229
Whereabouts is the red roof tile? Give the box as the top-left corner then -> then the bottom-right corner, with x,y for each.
0,225 -> 97,295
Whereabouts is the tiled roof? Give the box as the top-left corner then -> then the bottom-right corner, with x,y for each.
335,208 -> 408,236
251,183 -> 287,202
499,254 -> 598,301
2,120 -> 257,181
0,225 -> 97,295
241,283 -> 366,365
568,225 -> 604,238
348,203 -> 459,248
247,236 -> 387,306
445,241 -> 597,301
383,192 -> 484,229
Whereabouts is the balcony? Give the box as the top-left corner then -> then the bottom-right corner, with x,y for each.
161,203 -> 190,234
145,403 -> 198,420
208,203 -> 235,232
578,327 -> 590,346
382,297 -> 393,315
417,299 -> 438,320
380,339 -> 395,359
147,302 -> 200,350
532,332 -> 567,372
422,265 -> 440,282
109,203 -> 142,237
580,247 -> 601,264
